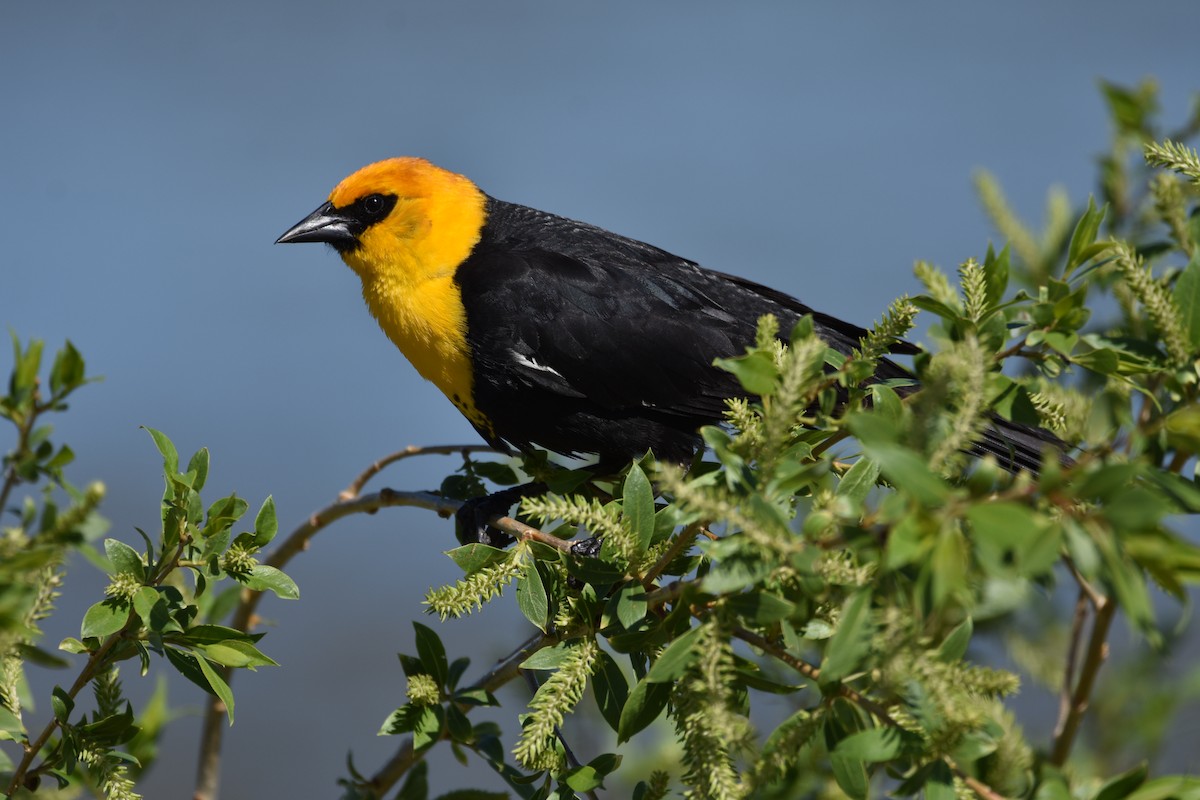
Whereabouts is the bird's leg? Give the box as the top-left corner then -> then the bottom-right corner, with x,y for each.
455,481 -> 548,547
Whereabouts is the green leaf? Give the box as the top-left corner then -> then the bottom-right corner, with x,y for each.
836,457 -> 880,512
1066,197 -> 1108,275
133,586 -> 163,630
142,427 -> 179,475
851,420 -> 949,507
240,564 -> 299,599
1173,249 -> 1200,351
203,495 -> 249,538
830,752 -> 869,800
194,640 -> 279,669
1096,763 -> 1148,800
445,703 -> 473,744
51,686 -> 74,723
178,624 -> 260,644
0,705 -> 24,740
411,705 -> 444,752
48,340 -> 85,397
104,538 -> 145,580
413,622 -> 449,688
983,242 -> 1010,307
564,759 -> 612,793
931,526 -> 968,607
923,761 -> 957,800
474,460 -> 519,486
520,641 -> 575,671
447,543 -> 510,574
591,650 -> 629,733
1127,777 -> 1200,800
253,496 -> 278,547
515,561 -> 550,632
820,591 -> 873,685
379,704 -> 425,735
613,581 -> 649,630
725,592 -> 795,625
186,447 -> 210,492
714,350 -> 779,396
622,462 -> 656,559
937,617 -> 973,663
967,502 -> 1060,579
910,294 -> 961,321
617,676 -> 670,742
195,651 -> 236,724
81,599 -> 130,639
833,726 -> 903,763
646,624 -> 703,683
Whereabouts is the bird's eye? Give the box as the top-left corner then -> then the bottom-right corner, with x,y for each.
362,194 -> 386,217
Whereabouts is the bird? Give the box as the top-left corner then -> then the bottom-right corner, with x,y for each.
277,157 -> 1062,544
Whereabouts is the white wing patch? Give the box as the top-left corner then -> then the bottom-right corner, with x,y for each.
510,349 -> 565,378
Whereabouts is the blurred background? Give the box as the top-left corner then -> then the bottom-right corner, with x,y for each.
3,2 -> 1198,797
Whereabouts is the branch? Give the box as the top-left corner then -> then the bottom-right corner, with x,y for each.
0,394 -> 39,521
1049,592 -> 1116,766
641,522 -> 703,587
5,614 -> 139,796
194,455 -> 570,800
339,444 -> 497,500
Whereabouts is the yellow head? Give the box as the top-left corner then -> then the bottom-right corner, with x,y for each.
277,158 -> 492,434
279,157 -> 487,285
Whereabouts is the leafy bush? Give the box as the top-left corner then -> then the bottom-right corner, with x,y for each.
3,80 -> 1200,799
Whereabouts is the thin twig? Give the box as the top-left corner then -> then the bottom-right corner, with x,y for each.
1049,593 -> 1116,766
339,444 -> 497,500
1054,589 -> 1090,743
641,522 -> 702,587
1063,554 -> 1105,610
6,614 -> 139,796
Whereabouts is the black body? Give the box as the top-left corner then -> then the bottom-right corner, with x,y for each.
457,197 -> 933,468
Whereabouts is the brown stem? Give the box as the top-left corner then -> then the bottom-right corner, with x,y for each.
5,615 -> 138,796
339,444 -> 496,500
1055,590 -> 1090,743
641,522 -> 702,587
1049,592 -> 1116,766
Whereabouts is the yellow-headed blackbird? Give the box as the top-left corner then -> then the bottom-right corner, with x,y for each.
278,158 -> 1059,541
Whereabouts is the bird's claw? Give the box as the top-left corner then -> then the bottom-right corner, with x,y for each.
455,495 -> 517,547
453,482 -> 548,547
570,536 -> 603,558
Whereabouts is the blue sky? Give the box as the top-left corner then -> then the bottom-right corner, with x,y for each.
4,2 -> 1199,796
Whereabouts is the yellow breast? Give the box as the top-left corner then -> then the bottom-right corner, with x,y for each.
329,158 -> 494,436
357,270 -> 491,433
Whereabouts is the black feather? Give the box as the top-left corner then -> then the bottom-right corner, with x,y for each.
455,196 -> 1065,471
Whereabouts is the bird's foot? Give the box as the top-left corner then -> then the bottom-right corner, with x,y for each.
454,482 -> 547,547
569,536 -> 603,558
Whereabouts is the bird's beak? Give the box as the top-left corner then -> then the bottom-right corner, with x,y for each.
276,201 -> 358,247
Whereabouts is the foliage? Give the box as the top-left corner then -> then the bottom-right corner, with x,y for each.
350,81 -> 1200,800
0,339 -> 295,798
6,79 -> 1200,800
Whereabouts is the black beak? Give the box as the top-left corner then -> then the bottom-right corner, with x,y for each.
276,201 -> 358,248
